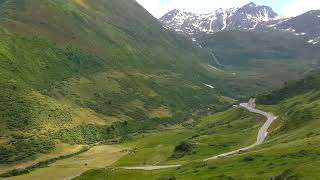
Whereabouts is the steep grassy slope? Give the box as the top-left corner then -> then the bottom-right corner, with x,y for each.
77,72 -> 320,179
197,30 -> 320,88
258,71 -> 320,104
0,0 -> 254,165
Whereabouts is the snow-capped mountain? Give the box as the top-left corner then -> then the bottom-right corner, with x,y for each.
257,10 -> 320,44
160,2 -> 278,35
160,2 -> 320,45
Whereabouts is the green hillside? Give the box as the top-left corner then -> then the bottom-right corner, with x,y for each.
0,0 -> 252,165
198,30 -> 320,88
258,71 -> 320,104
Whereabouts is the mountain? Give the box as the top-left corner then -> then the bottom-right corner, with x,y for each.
160,2 -> 320,45
257,10 -> 320,44
197,30 -> 320,88
0,0 -> 249,167
159,3 -> 320,89
160,2 -> 278,35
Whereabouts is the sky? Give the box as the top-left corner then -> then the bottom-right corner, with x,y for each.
136,0 -> 320,18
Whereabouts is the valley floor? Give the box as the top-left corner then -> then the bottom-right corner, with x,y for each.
3,95 -> 320,179
76,97 -> 320,179
1,106 -> 262,179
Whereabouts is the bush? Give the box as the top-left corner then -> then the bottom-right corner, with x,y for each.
170,142 -> 193,159
0,138 -> 55,164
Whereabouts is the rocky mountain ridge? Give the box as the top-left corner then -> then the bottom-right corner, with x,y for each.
160,2 -> 320,44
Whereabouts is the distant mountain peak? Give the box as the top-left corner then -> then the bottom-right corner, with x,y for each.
169,9 -> 180,14
246,2 -> 257,7
160,4 -> 320,45
160,3 -> 278,35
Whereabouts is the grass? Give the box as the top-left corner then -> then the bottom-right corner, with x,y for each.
0,147 -> 90,178
113,108 -> 263,166
0,143 -> 83,174
5,145 -> 125,180
114,129 -> 192,167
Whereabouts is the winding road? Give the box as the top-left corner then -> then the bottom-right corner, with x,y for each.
122,102 -> 277,170
122,165 -> 181,170
203,103 -> 277,161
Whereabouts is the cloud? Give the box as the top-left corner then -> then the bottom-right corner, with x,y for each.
280,0 -> 320,17
137,0 -> 253,18
136,0 -> 163,17
166,0 -> 251,13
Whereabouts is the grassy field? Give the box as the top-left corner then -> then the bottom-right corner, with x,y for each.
5,145 -> 125,180
0,143 -> 83,174
114,129 -> 193,167
113,107 -> 263,166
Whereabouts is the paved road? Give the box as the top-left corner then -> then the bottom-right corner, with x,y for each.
122,165 -> 181,170
204,103 -> 277,161
122,103 -> 277,170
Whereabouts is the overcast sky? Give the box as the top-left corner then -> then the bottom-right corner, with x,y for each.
136,0 -> 320,18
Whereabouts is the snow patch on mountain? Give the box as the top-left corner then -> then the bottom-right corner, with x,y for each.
160,3 -> 320,45
308,37 -> 320,44
204,83 -> 215,89
160,2 -> 277,35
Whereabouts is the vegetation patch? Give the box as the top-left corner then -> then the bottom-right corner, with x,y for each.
170,142 -> 193,159
0,138 -> 55,164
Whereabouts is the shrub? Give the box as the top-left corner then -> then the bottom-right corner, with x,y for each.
170,142 -> 193,159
